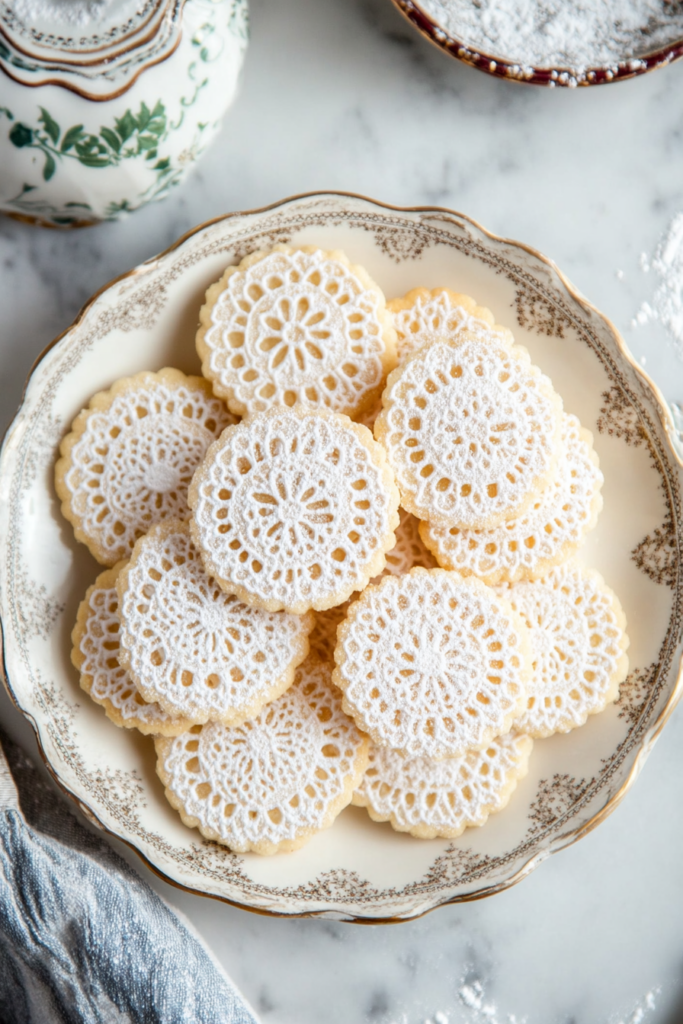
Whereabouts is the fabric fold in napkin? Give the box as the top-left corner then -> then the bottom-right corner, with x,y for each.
0,729 -> 259,1024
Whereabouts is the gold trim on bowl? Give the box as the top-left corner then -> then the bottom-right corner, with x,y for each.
0,29 -> 182,103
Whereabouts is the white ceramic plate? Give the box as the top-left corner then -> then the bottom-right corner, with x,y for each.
2,192 -> 683,921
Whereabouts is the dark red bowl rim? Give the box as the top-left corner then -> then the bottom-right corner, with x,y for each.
392,0 -> 683,87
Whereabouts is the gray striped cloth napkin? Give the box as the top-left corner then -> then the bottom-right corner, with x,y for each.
0,729 -> 259,1024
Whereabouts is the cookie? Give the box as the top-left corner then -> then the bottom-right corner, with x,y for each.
499,563 -> 629,738
380,508 -> 437,577
421,414 -> 603,584
308,599 -> 353,666
189,405 -> 400,614
307,510 -> 435,664
353,732 -> 533,839
72,564 -> 197,737
375,335 -> 563,530
155,656 -> 369,855
117,519 -> 313,725
196,245 -> 397,419
353,394 -> 384,432
333,568 -> 531,760
55,369 -> 236,566
388,286 -> 513,363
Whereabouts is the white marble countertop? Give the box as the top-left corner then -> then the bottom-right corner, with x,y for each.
3,0 -> 683,1021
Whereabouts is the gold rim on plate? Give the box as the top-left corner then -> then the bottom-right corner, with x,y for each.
2,190 -> 682,922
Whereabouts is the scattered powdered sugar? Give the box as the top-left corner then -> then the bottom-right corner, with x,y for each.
670,400 -> 683,445
393,975 -> 659,1024
420,0 -> 683,73
633,212 -> 683,358
610,988 -> 659,1024
420,978 -> 526,1024
457,981 -> 511,1022
9,0 -> 145,29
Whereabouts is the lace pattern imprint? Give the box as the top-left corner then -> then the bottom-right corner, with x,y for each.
197,245 -> 397,419
117,520 -> 313,724
155,657 -> 369,855
375,336 -> 563,530
72,564 -> 197,737
388,286 -> 514,363
189,407 -> 400,614
500,563 -> 630,738
421,414 -> 603,584
353,732 -> 534,839
333,568 -> 531,760
56,369 -> 236,566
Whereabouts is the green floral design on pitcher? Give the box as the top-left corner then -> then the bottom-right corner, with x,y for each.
6,102 -> 172,181
0,0 -> 248,224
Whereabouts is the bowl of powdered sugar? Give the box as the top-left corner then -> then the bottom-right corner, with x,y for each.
393,0 -> 683,87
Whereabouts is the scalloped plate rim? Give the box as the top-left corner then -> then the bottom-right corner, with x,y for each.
1,190 -> 682,922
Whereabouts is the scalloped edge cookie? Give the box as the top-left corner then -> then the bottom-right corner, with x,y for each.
196,244 -> 397,420
419,414 -> 604,585
188,405 -> 401,614
333,567 -> 532,760
388,286 -> 514,363
55,367 -> 235,566
116,519 -> 314,725
155,656 -> 370,855
353,732 -> 534,839
72,562 -> 199,737
375,334 -> 564,531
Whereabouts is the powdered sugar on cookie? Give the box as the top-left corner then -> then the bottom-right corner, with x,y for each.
156,657 -> 369,854
421,414 -> 603,584
117,519 -> 312,724
72,564 -> 197,737
388,286 -> 513,363
375,335 -> 563,530
189,406 -> 400,614
354,732 -> 533,838
197,245 -> 396,419
334,568 -> 531,759
500,563 -> 629,737
56,369 -> 235,566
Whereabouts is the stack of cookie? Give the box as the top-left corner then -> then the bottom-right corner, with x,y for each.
337,288 -> 628,839
58,246 -> 629,855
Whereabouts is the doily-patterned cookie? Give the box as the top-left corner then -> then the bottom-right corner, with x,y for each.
155,656 -> 369,855
189,406 -> 400,614
72,564 -> 197,737
499,563 -> 629,738
56,369 -> 236,566
388,287 -> 514,363
333,568 -> 531,760
353,732 -> 533,839
307,511 -> 435,664
117,519 -> 313,724
375,336 -> 562,531
421,414 -> 603,585
196,245 -> 396,419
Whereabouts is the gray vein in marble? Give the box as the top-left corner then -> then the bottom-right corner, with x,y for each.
2,0 -> 683,1020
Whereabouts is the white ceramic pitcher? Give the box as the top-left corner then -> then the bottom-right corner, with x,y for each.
0,0 -> 248,226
